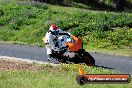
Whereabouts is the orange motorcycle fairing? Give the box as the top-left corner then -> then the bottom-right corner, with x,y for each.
65,35 -> 82,52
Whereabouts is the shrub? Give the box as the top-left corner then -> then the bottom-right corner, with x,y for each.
0,9 -> 4,16
0,1 -> 132,49
9,17 -> 24,30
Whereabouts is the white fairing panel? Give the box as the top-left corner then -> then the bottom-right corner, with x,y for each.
63,51 -> 75,58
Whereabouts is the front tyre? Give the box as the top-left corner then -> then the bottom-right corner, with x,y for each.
77,49 -> 95,66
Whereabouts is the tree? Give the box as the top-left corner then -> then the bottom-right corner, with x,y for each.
116,0 -> 125,11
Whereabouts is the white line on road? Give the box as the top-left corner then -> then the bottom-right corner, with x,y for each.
0,55 -> 59,66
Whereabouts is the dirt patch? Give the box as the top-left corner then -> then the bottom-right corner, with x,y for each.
0,58 -> 46,72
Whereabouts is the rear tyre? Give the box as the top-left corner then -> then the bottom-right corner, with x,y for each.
77,49 -> 95,66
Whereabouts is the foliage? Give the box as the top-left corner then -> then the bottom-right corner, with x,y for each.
83,28 -> 132,49
0,1 -> 132,49
1,62 -> 132,88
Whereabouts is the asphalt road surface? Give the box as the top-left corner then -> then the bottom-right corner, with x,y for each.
0,43 -> 132,74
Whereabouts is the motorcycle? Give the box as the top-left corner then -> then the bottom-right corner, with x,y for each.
49,34 -> 95,66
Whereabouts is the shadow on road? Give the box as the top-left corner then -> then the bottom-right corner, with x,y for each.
95,65 -> 114,70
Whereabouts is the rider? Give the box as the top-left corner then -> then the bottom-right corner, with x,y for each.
44,24 -> 71,61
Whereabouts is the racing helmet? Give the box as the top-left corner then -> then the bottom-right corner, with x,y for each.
49,24 -> 59,35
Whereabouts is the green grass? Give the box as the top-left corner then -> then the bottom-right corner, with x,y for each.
0,64 -> 131,88
83,28 -> 132,57
0,1 -> 132,55
85,46 -> 132,57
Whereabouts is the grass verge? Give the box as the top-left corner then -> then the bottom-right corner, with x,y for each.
85,45 -> 132,57
0,58 -> 131,88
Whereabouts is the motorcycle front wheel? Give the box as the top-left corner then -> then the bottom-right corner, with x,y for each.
77,49 -> 95,66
